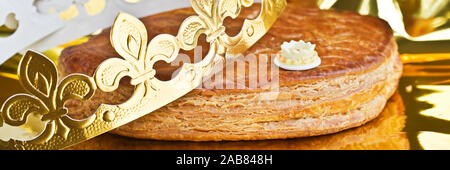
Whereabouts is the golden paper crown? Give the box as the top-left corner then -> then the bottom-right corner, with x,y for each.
0,0 -> 286,150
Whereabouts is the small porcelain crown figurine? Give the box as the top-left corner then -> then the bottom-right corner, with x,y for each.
275,40 -> 321,71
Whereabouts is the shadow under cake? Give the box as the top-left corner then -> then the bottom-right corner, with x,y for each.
59,4 -> 403,141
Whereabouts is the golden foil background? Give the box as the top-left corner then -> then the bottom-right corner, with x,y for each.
0,0 -> 449,150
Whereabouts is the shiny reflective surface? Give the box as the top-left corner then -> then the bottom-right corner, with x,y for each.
398,55 -> 450,150
312,0 -> 450,41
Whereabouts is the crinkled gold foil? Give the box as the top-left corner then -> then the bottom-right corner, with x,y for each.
290,0 -> 450,41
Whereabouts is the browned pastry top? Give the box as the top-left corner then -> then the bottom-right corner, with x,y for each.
59,4 -> 394,92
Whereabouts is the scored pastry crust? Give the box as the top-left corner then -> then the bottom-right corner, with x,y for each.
59,5 -> 403,141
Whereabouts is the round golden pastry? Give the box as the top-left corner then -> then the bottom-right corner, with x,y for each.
59,4 -> 403,141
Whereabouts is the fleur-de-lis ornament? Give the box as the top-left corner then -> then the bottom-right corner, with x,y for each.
95,0 -> 286,98
0,51 -> 96,144
0,0 -> 286,150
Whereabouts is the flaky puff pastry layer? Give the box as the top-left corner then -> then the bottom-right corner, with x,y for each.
60,5 -> 402,141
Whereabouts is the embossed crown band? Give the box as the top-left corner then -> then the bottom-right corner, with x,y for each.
0,0 -> 286,150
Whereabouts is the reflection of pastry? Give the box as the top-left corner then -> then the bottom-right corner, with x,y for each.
59,4 -> 402,141
67,92 -> 408,150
